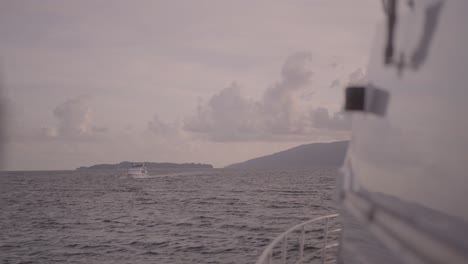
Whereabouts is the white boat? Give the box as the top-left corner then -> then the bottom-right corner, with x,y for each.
127,163 -> 148,177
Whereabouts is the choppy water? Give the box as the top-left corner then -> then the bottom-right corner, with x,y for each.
0,168 -> 338,264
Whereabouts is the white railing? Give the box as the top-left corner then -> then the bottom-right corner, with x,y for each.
256,214 -> 341,264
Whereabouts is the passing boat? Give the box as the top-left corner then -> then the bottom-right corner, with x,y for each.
255,0 -> 468,263
127,163 -> 148,177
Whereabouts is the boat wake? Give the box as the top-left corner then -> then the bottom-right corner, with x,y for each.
130,170 -> 216,179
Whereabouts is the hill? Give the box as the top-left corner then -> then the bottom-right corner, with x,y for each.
226,141 -> 348,169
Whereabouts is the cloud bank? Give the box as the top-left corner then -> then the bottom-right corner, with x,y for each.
44,96 -> 106,140
184,52 -> 352,142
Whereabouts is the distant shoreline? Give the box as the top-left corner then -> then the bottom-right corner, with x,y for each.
76,161 -> 213,170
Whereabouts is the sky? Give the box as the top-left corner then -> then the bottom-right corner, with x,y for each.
0,0 -> 381,170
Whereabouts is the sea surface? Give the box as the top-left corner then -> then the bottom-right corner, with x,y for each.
0,168 -> 338,264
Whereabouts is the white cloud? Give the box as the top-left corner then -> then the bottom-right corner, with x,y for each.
147,114 -> 181,138
260,52 -> 313,134
184,82 -> 261,141
184,52 -> 349,141
45,96 -> 106,140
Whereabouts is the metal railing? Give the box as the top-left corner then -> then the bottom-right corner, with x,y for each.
256,214 -> 341,264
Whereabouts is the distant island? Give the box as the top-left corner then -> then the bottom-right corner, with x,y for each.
226,141 -> 348,169
76,161 -> 213,170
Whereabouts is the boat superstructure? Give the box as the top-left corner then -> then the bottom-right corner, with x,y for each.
127,162 -> 148,177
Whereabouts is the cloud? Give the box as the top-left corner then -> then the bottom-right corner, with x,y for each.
184,52 -> 320,141
260,52 -> 313,134
184,82 -> 262,141
44,96 -> 106,140
311,107 -> 350,131
147,114 -> 181,138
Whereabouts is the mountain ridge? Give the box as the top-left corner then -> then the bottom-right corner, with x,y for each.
226,141 -> 348,169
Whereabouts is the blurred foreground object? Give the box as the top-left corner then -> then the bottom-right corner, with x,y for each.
341,0 -> 468,263
255,0 -> 468,263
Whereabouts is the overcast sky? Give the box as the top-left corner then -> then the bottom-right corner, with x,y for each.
1,0 -> 380,170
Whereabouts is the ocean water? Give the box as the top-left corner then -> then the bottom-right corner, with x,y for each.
0,168 -> 338,264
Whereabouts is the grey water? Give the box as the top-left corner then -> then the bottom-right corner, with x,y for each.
0,168 -> 338,264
